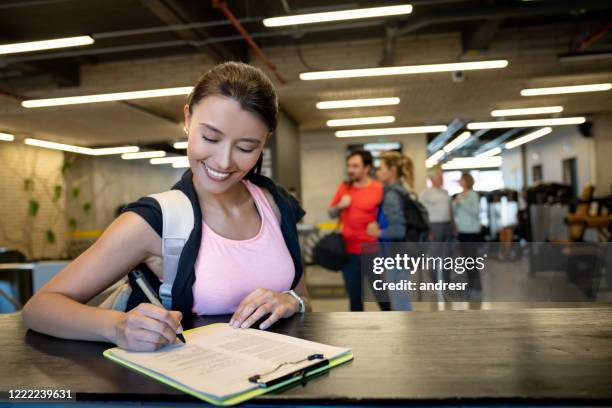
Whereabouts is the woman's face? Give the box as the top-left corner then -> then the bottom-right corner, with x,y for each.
184,95 -> 269,195
376,161 -> 394,185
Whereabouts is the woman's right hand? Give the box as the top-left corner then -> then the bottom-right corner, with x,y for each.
113,303 -> 183,351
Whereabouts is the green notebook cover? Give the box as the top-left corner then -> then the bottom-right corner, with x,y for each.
103,323 -> 354,406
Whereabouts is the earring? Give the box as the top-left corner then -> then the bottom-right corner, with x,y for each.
183,127 -> 189,135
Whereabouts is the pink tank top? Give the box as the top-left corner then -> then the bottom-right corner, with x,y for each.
192,180 -> 295,315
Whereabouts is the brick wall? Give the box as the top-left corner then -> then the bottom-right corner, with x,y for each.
0,142 -> 66,260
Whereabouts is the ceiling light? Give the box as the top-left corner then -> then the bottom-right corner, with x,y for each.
172,162 -> 190,168
316,97 -> 400,109
442,156 -> 502,170
467,117 -> 585,130
0,132 -> 15,142
24,138 -> 140,155
477,147 -> 502,158
22,86 -> 193,108
490,106 -> 563,117
0,35 -> 94,55
263,5 -> 413,27
505,127 -> 553,149
300,60 -> 509,80
25,138 -> 94,154
335,125 -> 448,138
173,141 -> 188,149
121,151 -> 166,160
520,83 -> 611,96
150,156 -> 188,165
426,150 -> 445,168
443,131 -> 471,153
91,146 -> 139,155
327,116 -> 395,127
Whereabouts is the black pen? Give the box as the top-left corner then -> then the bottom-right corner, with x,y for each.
130,270 -> 186,344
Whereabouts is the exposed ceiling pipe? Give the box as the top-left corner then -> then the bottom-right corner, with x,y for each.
0,19 -> 384,65
427,119 -> 464,154
396,0 -> 612,37
474,128 -> 523,155
93,17 -> 263,40
0,88 -> 23,101
578,22 -> 612,52
0,0 -> 73,9
212,0 -> 286,84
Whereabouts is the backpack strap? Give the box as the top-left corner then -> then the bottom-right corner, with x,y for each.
148,190 -> 194,309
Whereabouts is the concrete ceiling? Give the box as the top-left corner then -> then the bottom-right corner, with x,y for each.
0,1 -> 611,154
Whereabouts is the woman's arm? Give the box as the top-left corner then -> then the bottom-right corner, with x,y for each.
229,271 -> 311,330
380,190 -> 407,241
22,212 -> 181,350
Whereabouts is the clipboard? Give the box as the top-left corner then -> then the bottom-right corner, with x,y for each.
103,323 -> 354,406
248,353 -> 328,388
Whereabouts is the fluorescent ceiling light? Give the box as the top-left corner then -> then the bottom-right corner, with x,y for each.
521,83 -> 612,96
327,116 -> 395,127
477,147 -> 502,158
121,151 -> 166,160
22,86 -> 193,108
316,97 -> 400,109
25,138 -> 92,154
0,35 -> 94,55
24,138 -> 138,155
442,156 -> 502,170
263,5 -> 413,27
172,162 -> 190,168
335,125 -> 448,138
443,131 -> 471,153
467,117 -> 585,130
300,60 -> 508,80
0,132 -> 15,142
173,141 -> 188,149
426,150 -> 445,168
505,127 -> 552,149
91,146 -> 139,155
491,106 -> 563,117
150,156 -> 188,165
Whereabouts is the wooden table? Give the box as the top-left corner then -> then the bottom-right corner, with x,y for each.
2,309 -> 612,406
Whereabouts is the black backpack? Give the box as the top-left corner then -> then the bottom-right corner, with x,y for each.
392,189 -> 430,242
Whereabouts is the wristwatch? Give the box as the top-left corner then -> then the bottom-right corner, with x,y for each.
283,290 -> 305,314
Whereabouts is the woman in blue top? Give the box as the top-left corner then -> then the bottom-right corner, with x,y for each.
367,151 -> 414,311
452,172 -> 482,297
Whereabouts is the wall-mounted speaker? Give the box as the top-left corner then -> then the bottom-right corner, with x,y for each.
578,121 -> 593,138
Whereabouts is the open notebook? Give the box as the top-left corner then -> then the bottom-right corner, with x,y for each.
104,323 -> 353,406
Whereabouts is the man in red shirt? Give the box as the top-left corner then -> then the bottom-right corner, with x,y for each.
329,150 -> 383,311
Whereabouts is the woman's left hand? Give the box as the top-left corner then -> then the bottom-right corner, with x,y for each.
229,288 -> 299,330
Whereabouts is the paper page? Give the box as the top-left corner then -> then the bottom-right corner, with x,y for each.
107,323 -> 351,399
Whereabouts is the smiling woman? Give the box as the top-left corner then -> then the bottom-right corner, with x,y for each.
22,62 -> 311,352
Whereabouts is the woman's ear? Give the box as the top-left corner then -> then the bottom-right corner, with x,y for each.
183,104 -> 191,132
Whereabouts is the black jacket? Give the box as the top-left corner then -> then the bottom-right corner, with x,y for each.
125,169 -> 305,327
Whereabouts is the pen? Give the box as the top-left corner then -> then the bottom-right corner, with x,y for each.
129,270 -> 186,344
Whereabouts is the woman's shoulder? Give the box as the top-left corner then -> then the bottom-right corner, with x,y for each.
123,196 -> 163,237
255,183 -> 281,223
246,174 -> 305,223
